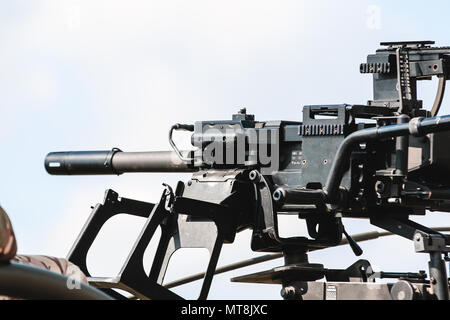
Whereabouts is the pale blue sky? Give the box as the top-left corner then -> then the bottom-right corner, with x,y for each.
1,0 -> 450,299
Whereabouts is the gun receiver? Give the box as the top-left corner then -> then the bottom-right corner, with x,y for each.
45,41 -> 450,300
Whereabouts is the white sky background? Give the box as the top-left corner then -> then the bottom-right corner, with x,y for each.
1,0 -> 450,299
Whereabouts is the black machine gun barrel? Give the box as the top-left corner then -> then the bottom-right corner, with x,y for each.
45,149 -> 195,175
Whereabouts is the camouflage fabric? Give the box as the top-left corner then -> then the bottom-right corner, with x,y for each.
0,205 -> 17,261
0,205 -> 88,299
13,255 -> 88,284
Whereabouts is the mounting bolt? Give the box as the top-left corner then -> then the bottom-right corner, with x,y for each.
387,197 -> 401,204
375,181 -> 385,194
249,170 -> 261,182
273,188 -> 285,202
281,285 -> 302,300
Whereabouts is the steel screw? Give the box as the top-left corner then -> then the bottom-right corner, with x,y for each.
249,170 -> 260,182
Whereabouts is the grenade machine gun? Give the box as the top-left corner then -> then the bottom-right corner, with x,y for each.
45,41 -> 450,300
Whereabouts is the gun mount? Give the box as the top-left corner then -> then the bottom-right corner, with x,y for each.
45,41 -> 450,300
